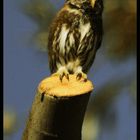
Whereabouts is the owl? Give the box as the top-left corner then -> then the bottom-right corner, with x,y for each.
48,0 -> 103,82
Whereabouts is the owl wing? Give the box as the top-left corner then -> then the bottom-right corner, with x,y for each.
47,20 -> 59,73
77,19 -> 103,72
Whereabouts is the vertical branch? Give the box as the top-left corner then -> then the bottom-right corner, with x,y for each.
22,74 -> 93,140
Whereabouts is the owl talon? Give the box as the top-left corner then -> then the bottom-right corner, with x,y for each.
66,74 -> 69,81
55,67 -> 69,82
76,73 -> 82,80
59,72 -> 69,82
83,78 -> 87,82
59,74 -> 64,82
76,71 -> 87,82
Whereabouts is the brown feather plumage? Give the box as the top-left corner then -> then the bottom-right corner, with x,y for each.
47,0 -> 103,81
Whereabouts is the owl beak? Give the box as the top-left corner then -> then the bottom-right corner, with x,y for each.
90,0 -> 96,8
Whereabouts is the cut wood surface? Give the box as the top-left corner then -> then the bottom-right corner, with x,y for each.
22,74 -> 94,140
38,74 -> 94,97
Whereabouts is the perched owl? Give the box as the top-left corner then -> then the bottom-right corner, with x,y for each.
48,0 -> 103,81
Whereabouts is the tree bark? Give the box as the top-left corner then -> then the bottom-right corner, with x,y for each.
22,74 -> 93,140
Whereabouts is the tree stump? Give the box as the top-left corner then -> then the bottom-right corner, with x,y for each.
22,74 -> 93,140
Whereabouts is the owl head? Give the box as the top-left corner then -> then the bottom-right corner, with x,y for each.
66,0 -> 103,14
66,0 -> 88,8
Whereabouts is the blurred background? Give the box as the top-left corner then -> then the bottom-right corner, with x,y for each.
4,0 -> 136,140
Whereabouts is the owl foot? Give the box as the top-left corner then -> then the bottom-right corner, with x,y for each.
53,67 -> 69,82
59,72 -> 69,82
76,71 -> 87,82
